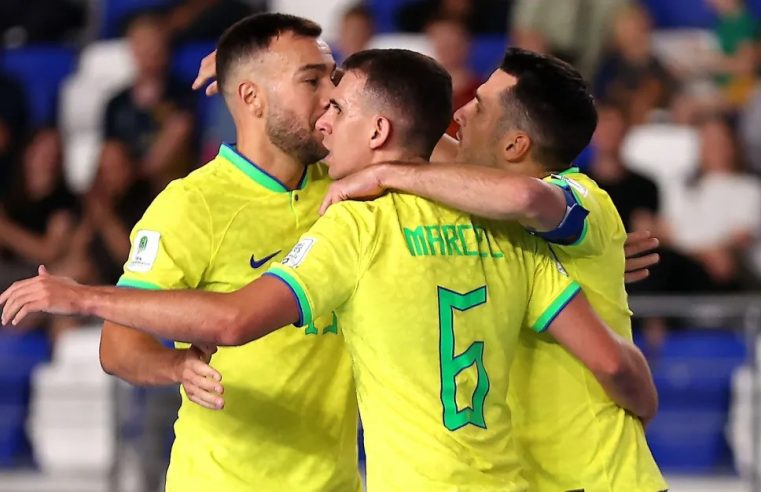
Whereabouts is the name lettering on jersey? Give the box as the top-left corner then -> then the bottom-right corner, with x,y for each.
553,175 -> 588,198
281,238 -> 316,268
403,225 -> 504,259
126,230 -> 161,272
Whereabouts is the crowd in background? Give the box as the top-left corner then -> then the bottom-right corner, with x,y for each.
0,0 -> 760,344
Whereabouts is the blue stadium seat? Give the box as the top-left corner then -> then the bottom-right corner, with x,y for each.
98,0 -> 172,39
642,329 -> 745,472
366,0 -> 418,33
647,409 -> 731,473
469,36 -> 508,79
642,0 -> 717,28
0,331 -> 50,467
1,46 -> 77,127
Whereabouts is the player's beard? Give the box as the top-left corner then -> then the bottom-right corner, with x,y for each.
266,103 -> 328,165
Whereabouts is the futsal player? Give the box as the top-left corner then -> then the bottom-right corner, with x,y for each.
320,47 -> 667,491
96,14 -> 361,492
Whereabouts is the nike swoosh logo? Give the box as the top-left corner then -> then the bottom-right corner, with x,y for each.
250,250 -> 281,269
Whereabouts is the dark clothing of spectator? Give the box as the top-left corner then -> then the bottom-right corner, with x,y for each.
104,77 -> 195,163
0,0 -> 84,44
396,0 -> 511,34
89,179 -> 154,284
171,0 -> 256,44
592,168 -> 659,231
0,74 -> 28,198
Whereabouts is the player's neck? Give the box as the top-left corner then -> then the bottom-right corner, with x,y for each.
235,129 -> 306,190
370,148 -> 426,166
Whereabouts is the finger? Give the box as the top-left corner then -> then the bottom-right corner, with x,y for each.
319,194 -> 335,216
184,386 -> 225,410
188,358 -> 222,383
38,265 -> 49,276
5,289 -> 39,325
625,230 -> 650,245
625,269 -> 650,284
12,304 -> 33,326
625,253 -> 660,273
205,81 -> 218,97
187,368 -> 224,396
624,237 -> 660,258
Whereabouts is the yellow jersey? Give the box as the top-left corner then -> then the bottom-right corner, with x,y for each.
118,144 -> 360,492
508,168 -> 667,491
267,192 -> 580,491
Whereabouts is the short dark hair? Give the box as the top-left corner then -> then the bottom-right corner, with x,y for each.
216,13 -> 322,95
498,48 -> 597,169
343,49 -> 452,158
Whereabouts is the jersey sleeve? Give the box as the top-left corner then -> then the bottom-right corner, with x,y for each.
116,180 -> 213,291
264,202 -> 370,328
524,240 -> 582,333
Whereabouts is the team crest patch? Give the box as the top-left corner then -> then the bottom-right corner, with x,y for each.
126,230 -> 161,272
281,238 -> 316,268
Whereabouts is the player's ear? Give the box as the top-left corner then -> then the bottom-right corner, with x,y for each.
238,80 -> 263,118
369,116 -> 391,150
502,130 -> 531,163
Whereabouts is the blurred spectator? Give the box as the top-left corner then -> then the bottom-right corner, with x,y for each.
669,115 -> 761,288
0,129 -> 78,292
705,0 -> 760,108
426,16 -> 481,136
588,102 -> 659,231
0,72 -> 28,198
165,0 -> 257,45
104,12 -> 196,193
0,0 -> 84,46
335,4 -> 375,63
739,85 -> 761,173
595,3 -> 675,124
397,0 -> 510,35
511,0 -> 627,79
55,142 -> 153,287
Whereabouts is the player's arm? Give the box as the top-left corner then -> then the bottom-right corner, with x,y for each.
0,270 -> 299,346
321,162 -> 568,232
546,293 -> 658,422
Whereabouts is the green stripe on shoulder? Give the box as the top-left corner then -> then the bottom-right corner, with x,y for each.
266,266 -> 313,327
116,278 -> 163,290
532,281 -> 581,333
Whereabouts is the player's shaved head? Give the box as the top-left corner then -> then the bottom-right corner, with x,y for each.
216,13 -> 323,97
342,49 -> 453,158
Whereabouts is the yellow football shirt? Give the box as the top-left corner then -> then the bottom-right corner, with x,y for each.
267,192 -> 580,491
117,144 -> 360,492
508,168 -> 667,491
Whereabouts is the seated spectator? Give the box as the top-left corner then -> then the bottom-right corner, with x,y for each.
0,129 -> 78,292
397,0 -> 509,35
335,4 -> 374,63
669,115 -> 761,289
425,16 -> 481,136
595,3 -> 675,124
588,102 -> 659,231
165,0 -> 257,45
104,12 -> 196,193
511,0 -> 627,79
0,72 -> 28,198
54,142 -> 154,286
705,0 -> 760,108
0,0 -> 84,46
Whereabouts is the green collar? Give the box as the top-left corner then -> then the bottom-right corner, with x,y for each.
218,143 -> 308,193
558,166 -> 580,176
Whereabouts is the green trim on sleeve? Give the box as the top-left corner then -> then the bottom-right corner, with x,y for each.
532,281 -> 581,333
116,278 -> 163,290
265,266 -> 314,327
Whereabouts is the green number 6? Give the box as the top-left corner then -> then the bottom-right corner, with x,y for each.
438,286 -> 490,431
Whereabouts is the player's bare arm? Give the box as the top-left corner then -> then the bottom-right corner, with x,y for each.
547,293 -> 658,423
321,162 -> 567,232
100,322 -> 225,410
0,270 -> 298,347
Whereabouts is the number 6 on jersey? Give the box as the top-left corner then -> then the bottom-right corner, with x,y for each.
438,286 -> 490,431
